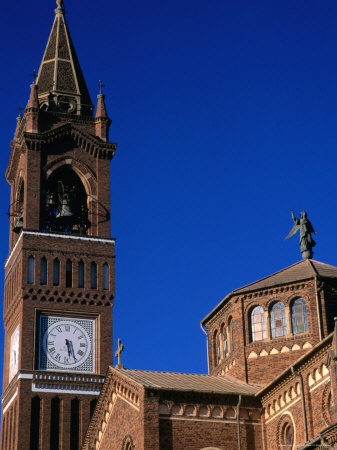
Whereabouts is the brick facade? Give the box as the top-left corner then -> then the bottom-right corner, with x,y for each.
1,2 -> 117,449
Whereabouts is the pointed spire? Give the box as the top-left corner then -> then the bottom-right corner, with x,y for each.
96,94 -> 108,119
95,84 -> 111,141
36,0 -> 93,115
25,83 -> 39,133
26,83 -> 39,110
14,115 -> 23,139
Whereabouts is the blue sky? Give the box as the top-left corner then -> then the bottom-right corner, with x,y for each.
1,0 -> 337,379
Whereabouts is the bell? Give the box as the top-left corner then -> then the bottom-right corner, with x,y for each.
13,213 -> 23,234
56,198 -> 75,220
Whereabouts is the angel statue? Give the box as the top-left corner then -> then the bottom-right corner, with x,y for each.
285,210 -> 317,259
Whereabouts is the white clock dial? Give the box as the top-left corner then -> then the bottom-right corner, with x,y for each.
39,316 -> 94,372
9,325 -> 20,381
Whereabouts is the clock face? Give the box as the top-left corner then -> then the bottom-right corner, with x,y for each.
9,325 -> 20,381
39,316 -> 94,372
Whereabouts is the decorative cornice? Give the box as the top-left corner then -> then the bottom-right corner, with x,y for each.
23,123 -> 116,160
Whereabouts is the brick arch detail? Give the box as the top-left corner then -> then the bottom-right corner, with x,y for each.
122,433 -> 134,449
276,411 -> 296,450
286,294 -> 310,306
322,382 -> 332,426
42,157 -> 97,197
266,297 -> 285,309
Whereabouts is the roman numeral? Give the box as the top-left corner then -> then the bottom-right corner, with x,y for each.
80,343 -> 86,348
77,350 -> 84,356
78,335 -> 84,339
65,325 -> 70,332
49,347 -> 56,354
56,326 -> 62,333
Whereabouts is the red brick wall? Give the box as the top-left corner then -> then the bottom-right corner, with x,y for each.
205,280 -> 333,385
100,395 -> 144,450
260,339 -> 333,449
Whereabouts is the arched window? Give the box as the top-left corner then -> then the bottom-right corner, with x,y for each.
291,299 -> 308,334
281,421 -> 294,449
228,317 -> 234,351
66,260 -> 72,288
28,256 -> 35,284
78,261 -> 84,288
214,331 -> 221,365
42,166 -> 89,234
40,257 -> 47,285
270,302 -> 287,338
221,324 -> 228,358
90,262 -> 97,289
103,263 -> 109,290
251,306 -> 266,341
122,435 -> 134,450
53,259 -> 60,286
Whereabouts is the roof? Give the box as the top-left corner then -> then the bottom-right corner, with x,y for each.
201,259 -> 337,325
113,368 -> 261,396
36,1 -> 93,112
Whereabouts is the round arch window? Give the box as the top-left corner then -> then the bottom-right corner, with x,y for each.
281,421 -> 294,449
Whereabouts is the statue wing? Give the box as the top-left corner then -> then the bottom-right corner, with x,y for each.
284,224 -> 300,240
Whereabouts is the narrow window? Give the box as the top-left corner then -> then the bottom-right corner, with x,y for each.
292,299 -> 308,334
221,325 -> 228,358
28,256 -> 35,284
228,317 -> 234,351
66,260 -> 72,288
30,396 -> 40,450
40,257 -> 47,285
78,261 -> 84,288
70,398 -> 80,450
91,262 -> 97,289
271,302 -> 287,338
281,422 -> 294,449
251,306 -> 266,341
214,331 -> 221,365
53,259 -> 60,286
50,397 -> 60,450
103,263 -> 109,290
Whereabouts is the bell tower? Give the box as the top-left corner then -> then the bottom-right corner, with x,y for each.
1,1 -> 116,449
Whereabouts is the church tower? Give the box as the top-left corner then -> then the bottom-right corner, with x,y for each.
1,1 -> 116,449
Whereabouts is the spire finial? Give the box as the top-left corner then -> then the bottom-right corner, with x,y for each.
31,70 -> 37,85
98,80 -> 105,95
55,0 -> 64,14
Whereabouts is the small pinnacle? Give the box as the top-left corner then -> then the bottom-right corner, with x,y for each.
31,70 -> 37,84
98,80 -> 105,95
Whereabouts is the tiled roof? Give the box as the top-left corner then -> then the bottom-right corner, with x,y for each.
201,259 -> 337,325
232,260 -> 337,294
113,368 -> 261,395
36,3 -> 93,111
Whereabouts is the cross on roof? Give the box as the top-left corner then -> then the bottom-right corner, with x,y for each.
98,80 -> 105,95
31,70 -> 37,84
115,338 -> 124,368
17,105 -> 24,117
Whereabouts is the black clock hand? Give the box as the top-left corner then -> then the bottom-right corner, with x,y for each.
65,339 -> 71,358
68,340 -> 77,361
